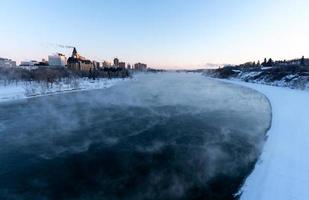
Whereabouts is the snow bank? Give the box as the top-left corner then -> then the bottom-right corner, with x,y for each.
237,71 -> 309,90
217,79 -> 309,200
0,78 -> 128,102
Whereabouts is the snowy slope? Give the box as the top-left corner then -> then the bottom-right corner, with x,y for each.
218,79 -> 309,200
236,71 -> 309,90
0,78 -> 128,102
204,69 -> 309,91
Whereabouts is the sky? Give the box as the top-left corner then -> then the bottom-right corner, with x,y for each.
0,0 -> 308,69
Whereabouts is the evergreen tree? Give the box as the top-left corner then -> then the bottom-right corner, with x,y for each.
252,61 -> 256,67
257,60 -> 261,66
262,58 -> 267,66
301,56 -> 305,66
267,58 -> 273,66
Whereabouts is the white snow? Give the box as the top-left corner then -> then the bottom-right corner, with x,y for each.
0,78 -> 128,102
218,79 -> 309,200
232,71 -> 309,91
232,69 -> 242,73
261,67 -> 273,70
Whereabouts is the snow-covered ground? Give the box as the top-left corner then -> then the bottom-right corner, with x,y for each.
236,71 -> 309,90
0,78 -> 128,102
217,78 -> 309,200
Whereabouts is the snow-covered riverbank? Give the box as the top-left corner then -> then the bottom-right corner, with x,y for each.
237,71 -> 309,90
217,79 -> 309,200
204,68 -> 309,91
0,78 -> 129,102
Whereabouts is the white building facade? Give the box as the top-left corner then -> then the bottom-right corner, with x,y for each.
0,57 -> 17,68
20,60 -> 37,66
48,53 -> 67,67
19,60 -> 39,70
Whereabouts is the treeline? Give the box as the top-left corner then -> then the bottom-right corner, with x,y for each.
204,56 -> 309,90
0,67 -> 130,85
231,56 -> 308,69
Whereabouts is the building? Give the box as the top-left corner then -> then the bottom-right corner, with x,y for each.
67,48 -> 93,71
127,64 -> 131,70
0,57 -> 16,68
134,63 -> 147,70
113,58 -> 119,67
35,59 -> 49,66
119,62 -> 126,69
102,61 -> 112,68
19,60 -> 39,70
48,53 -> 67,67
93,60 -> 100,69
20,60 -> 38,66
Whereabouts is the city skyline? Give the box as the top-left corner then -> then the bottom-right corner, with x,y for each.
0,0 -> 309,69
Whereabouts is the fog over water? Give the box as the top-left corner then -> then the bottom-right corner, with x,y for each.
0,73 -> 271,200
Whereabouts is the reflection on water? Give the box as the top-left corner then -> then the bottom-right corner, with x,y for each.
0,73 -> 271,200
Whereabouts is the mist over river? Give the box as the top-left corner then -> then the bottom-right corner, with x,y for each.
0,73 -> 271,200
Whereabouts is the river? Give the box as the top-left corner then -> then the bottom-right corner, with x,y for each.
0,73 -> 271,200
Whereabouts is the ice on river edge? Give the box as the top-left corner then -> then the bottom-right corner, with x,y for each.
0,77 -> 129,102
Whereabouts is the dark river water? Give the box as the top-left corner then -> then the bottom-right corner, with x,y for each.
0,73 -> 271,200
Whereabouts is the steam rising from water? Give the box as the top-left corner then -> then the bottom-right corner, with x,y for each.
56,44 -> 75,49
0,73 -> 271,200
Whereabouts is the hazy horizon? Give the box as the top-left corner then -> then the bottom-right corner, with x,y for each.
0,0 -> 308,69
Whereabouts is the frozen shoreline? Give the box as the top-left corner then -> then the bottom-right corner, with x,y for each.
216,78 -> 309,200
0,78 -> 129,103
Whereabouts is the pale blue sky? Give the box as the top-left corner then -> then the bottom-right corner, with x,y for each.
0,0 -> 308,68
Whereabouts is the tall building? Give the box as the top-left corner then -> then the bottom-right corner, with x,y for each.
48,53 -> 67,67
0,57 -> 16,68
93,60 -> 100,69
67,48 -> 93,71
102,61 -> 112,68
113,58 -> 119,67
119,62 -> 126,69
134,63 -> 147,70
